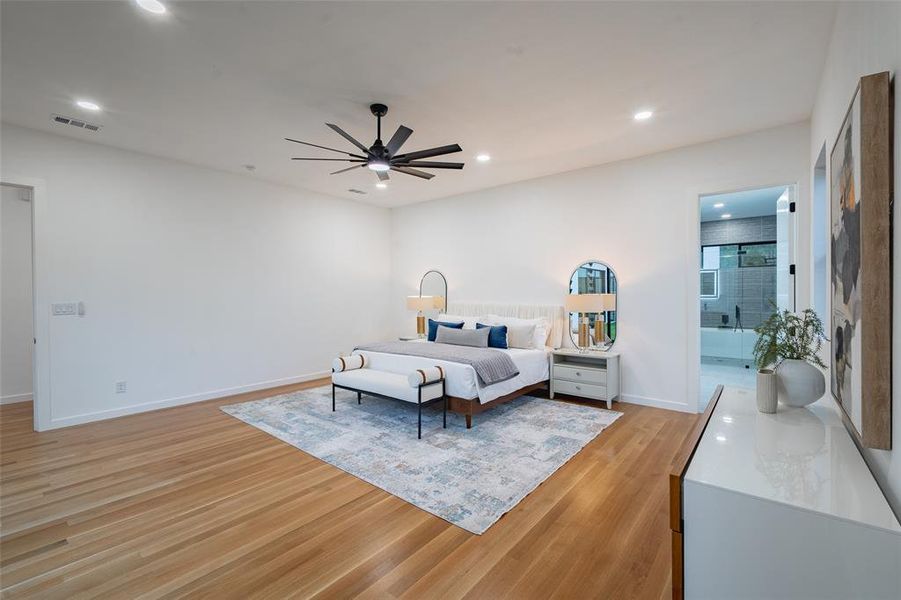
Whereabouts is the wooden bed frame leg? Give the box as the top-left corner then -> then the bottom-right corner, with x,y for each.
465,414 -> 472,429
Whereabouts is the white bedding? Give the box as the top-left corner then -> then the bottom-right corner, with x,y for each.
354,346 -> 550,404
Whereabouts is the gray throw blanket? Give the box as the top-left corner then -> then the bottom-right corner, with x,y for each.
355,341 -> 520,386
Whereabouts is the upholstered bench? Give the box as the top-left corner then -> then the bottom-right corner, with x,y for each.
331,355 -> 446,439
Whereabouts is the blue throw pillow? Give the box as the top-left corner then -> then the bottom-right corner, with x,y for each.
477,323 -> 508,349
428,318 -> 463,342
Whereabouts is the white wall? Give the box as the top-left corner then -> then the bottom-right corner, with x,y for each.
1,184 -> 34,404
0,123 -> 392,429
390,122 -> 810,413
809,1 -> 901,515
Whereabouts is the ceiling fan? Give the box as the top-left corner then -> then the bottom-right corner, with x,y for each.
285,103 -> 464,182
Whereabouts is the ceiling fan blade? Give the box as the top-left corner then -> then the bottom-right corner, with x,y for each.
291,157 -> 365,162
385,125 -> 413,156
392,143 -> 462,163
285,138 -> 367,159
330,164 -> 366,175
377,170 -> 390,182
326,123 -> 371,154
396,161 -> 464,169
391,166 -> 434,180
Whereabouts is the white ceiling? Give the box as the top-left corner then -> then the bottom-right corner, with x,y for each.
0,1 -> 836,208
699,185 -> 788,222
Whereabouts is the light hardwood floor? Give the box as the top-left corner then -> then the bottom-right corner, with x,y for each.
0,379 -> 697,599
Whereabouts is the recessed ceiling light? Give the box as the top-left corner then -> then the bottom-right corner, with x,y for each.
375,182 -> 387,189
713,202 -> 725,208
76,100 -> 101,111
135,0 -> 167,15
633,110 -> 654,121
476,154 -> 491,162
721,213 -> 732,219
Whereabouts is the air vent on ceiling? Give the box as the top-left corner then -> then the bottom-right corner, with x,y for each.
51,114 -> 102,132
347,188 -> 367,195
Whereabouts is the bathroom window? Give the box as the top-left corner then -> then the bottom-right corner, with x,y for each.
738,242 -> 776,267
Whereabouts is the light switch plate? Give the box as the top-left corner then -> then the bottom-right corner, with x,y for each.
51,303 -> 78,316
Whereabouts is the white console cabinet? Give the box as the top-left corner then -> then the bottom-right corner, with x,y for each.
671,386 -> 901,599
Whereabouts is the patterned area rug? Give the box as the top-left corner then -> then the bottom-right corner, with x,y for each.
221,385 -> 622,534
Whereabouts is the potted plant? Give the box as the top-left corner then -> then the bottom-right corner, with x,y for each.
753,306 -> 827,409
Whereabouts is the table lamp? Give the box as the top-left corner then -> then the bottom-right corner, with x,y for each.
593,293 -> 616,347
406,295 -> 441,338
565,293 -> 615,352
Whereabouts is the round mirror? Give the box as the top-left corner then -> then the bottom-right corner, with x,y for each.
419,270 -> 448,313
567,261 -> 617,350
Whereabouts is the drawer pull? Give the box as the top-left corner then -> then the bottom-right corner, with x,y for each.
575,385 -> 581,390
575,371 -> 581,376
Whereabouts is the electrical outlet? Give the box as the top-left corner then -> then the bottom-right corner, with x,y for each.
115,381 -> 127,394
52,302 -> 78,316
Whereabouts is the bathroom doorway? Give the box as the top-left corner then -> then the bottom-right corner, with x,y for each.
698,184 -> 796,407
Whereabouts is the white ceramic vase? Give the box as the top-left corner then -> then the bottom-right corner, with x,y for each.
756,369 -> 777,413
776,359 -> 825,407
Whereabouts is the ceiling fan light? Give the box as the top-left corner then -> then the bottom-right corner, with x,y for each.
368,161 -> 390,172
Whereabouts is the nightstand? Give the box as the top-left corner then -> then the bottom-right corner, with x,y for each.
549,349 -> 621,409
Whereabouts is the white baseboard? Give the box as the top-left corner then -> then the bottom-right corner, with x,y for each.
1,392 -> 33,405
46,371 -> 331,430
619,393 -> 696,413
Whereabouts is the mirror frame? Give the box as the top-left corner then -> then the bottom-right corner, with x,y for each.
419,269 -> 448,313
567,260 -> 617,350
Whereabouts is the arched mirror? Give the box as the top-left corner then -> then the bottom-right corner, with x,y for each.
419,270 -> 448,313
567,261 -> 617,350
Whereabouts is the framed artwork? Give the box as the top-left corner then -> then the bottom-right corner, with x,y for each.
829,71 -> 893,449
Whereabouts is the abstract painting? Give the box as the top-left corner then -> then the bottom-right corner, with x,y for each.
829,71 -> 892,450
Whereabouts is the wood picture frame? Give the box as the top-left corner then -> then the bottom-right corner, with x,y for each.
829,71 -> 893,450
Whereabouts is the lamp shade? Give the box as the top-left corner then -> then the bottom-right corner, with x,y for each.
564,293 -> 616,312
406,295 -> 441,311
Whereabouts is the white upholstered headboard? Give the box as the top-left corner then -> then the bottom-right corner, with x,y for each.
446,302 -> 566,349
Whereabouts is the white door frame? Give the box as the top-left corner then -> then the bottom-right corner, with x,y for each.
686,176 -> 803,413
1,174 -> 51,431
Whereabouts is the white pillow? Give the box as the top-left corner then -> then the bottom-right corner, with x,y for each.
505,323 -> 537,349
481,315 -> 549,348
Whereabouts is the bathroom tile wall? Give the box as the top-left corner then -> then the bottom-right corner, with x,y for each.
700,215 -> 777,329
700,215 -> 777,246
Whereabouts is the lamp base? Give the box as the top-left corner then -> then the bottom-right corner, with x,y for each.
578,317 -> 590,353
416,314 -> 426,338
594,316 -> 608,350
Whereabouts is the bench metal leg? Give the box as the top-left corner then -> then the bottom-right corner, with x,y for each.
331,384 -> 336,412
357,391 -> 361,404
418,400 -> 422,440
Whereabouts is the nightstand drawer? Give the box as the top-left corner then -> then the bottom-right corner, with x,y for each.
553,379 -> 607,400
554,364 -> 607,385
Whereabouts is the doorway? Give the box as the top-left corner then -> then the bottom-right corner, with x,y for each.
698,184 -> 796,408
1,183 -> 34,408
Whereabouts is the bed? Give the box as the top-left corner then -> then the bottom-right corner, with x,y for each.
354,303 -> 565,428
